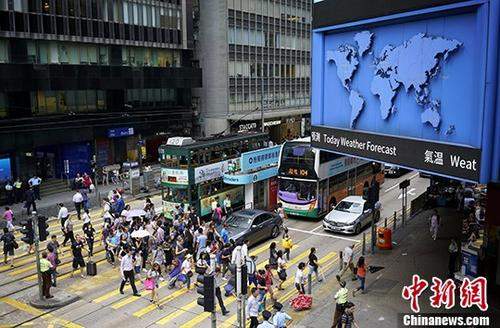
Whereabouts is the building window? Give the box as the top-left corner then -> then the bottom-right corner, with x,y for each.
68,0 -> 75,16
56,0 -> 63,15
42,1 -> 50,14
0,39 -> 8,63
13,0 -> 24,12
80,0 -> 87,17
0,93 -> 6,118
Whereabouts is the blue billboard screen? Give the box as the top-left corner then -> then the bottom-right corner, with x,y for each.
313,10 -> 482,147
311,0 -> 500,182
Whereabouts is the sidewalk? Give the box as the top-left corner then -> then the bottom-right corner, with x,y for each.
1,167 -> 161,227
293,207 -> 499,327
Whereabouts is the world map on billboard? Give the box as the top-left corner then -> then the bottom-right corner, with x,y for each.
326,31 -> 462,132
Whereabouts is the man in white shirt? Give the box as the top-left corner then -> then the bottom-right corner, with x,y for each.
72,190 -> 83,220
119,248 -> 140,296
241,240 -> 249,262
231,242 -> 243,266
338,244 -> 356,280
57,203 -> 69,229
257,310 -> 275,328
246,287 -> 260,328
28,175 -> 42,200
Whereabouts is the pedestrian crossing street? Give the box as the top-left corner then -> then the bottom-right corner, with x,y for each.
1,190 -> 392,327
1,237 -> 341,327
65,239 -> 339,327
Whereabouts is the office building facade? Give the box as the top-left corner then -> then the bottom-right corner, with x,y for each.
195,0 -> 311,142
0,0 -> 201,181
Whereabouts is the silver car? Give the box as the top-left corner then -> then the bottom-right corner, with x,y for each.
323,196 -> 374,235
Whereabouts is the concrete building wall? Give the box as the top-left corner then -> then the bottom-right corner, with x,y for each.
196,0 -> 230,136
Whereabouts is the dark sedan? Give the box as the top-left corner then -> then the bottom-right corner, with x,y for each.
224,209 -> 283,246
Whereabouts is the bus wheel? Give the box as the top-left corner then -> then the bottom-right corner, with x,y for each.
271,226 -> 280,238
354,224 -> 361,235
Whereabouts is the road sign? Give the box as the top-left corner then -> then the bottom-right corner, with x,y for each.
399,179 -> 410,189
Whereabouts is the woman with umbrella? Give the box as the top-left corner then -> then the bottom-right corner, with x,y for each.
130,228 -> 151,269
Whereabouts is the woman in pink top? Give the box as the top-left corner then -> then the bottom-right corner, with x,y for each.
3,207 -> 14,231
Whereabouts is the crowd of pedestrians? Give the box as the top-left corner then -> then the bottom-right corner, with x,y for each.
1,187 -> 341,327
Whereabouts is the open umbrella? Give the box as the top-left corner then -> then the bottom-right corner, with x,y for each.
131,229 -> 151,239
126,209 -> 147,219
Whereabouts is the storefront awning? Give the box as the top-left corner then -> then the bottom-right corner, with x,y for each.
223,166 -> 278,185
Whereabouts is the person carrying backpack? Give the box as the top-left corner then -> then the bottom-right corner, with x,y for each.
1,227 -> 17,267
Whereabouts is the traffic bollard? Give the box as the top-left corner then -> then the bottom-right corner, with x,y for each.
362,233 -> 366,255
339,251 -> 343,272
307,273 -> 312,294
384,218 -> 387,228
393,211 -> 397,231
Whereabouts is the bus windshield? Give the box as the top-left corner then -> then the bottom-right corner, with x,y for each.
281,142 -> 315,168
279,179 -> 317,202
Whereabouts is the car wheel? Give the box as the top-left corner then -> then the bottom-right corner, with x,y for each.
271,226 -> 280,238
354,223 -> 361,235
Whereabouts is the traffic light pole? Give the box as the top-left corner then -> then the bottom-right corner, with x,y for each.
236,255 -> 242,328
32,213 -> 43,301
209,254 -> 216,328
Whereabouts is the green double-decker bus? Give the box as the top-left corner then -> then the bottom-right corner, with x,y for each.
159,133 -> 268,218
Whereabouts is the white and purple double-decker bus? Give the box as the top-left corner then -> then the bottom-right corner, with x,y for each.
277,138 -> 383,219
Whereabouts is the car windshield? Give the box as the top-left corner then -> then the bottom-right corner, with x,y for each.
225,214 -> 253,229
335,201 -> 363,214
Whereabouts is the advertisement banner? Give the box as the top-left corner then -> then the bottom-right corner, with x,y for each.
194,158 -> 240,184
223,167 -> 278,185
240,146 -> 281,172
108,127 -> 134,138
200,187 -> 244,217
318,156 -> 366,179
161,168 -> 189,186
162,200 -> 180,219
311,125 -> 481,182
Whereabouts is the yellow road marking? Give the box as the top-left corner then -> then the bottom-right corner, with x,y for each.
0,297 -> 83,328
219,252 -> 339,328
133,241 -> 276,318
22,248 -> 106,282
165,249 -> 320,327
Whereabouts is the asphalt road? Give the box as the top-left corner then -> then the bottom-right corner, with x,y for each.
0,171 -> 429,328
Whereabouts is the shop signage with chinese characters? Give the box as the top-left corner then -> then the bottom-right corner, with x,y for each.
108,127 -> 134,138
161,168 -> 189,186
311,126 -> 481,182
240,146 -> 281,171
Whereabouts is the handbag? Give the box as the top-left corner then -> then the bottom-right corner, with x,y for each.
144,278 -> 155,290
195,266 -> 206,275
278,269 -> 287,281
12,240 -> 19,249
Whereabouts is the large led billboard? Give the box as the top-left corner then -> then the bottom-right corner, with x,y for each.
311,0 -> 500,182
